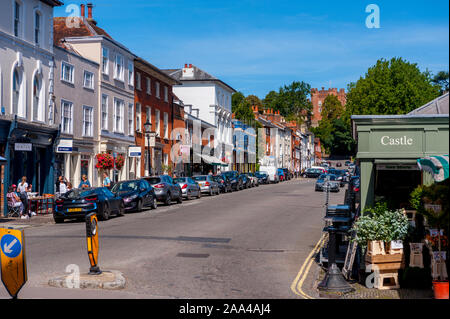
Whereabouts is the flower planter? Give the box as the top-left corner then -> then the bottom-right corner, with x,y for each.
433,280 -> 449,299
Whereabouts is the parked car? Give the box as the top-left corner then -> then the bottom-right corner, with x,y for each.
259,165 -> 279,183
302,168 -> 323,178
193,175 -> 220,195
349,175 -> 361,203
143,175 -> 183,205
111,179 -> 157,212
311,166 -> 327,174
212,174 -> 232,193
54,187 -> 124,223
315,174 -> 340,192
327,169 -> 347,187
222,170 -> 243,191
277,168 -> 285,181
239,173 -> 252,189
174,177 -> 201,199
246,173 -> 259,187
255,171 -> 269,184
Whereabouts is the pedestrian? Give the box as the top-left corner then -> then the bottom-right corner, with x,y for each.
7,185 -> 25,218
59,176 -> 68,195
79,175 -> 91,189
217,167 -> 221,175
208,170 -> 213,175
17,176 -> 31,218
103,172 -> 111,188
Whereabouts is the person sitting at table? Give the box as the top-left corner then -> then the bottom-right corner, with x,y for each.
7,185 -> 25,218
79,175 -> 91,189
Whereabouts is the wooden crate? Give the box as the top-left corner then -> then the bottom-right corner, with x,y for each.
366,253 -> 404,264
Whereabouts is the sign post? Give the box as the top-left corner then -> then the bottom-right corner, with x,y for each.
0,228 -> 27,299
85,213 -> 101,275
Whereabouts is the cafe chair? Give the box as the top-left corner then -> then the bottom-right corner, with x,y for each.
7,198 -> 22,218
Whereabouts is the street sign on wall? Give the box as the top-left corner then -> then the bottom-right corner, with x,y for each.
14,143 -> 32,152
56,139 -> 73,153
128,146 -> 142,158
0,228 -> 27,298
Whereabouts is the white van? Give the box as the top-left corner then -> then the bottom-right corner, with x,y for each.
259,166 -> 279,183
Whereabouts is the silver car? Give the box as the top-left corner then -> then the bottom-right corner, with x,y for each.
315,174 -> 340,192
193,175 -> 220,196
174,177 -> 201,200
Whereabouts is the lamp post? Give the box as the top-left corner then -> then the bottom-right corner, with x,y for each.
144,119 -> 155,176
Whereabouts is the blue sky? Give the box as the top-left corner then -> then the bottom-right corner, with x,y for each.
55,0 -> 449,98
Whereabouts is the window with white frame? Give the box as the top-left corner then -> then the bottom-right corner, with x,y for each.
136,103 -> 141,132
155,81 -> 160,99
135,72 -> 141,90
32,75 -> 43,121
101,94 -> 108,130
113,98 -> 124,133
61,100 -> 73,134
83,71 -> 94,89
102,47 -> 109,75
12,67 -> 22,116
155,109 -> 160,137
163,153 -> 168,166
34,11 -> 41,46
14,1 -> 21,37
128,103 -> 134,136
114,54 -> 124,81
146,106 -> 151,125
164,86 -> 168,102
82,106 -> 93,137
163,112 -> 168,139
128,61 -> 134,86
61,62 -> 74,83
146,77 -> 151,95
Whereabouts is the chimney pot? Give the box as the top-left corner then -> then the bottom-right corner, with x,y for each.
189,64 -> 192,68
80,4 -> 85,18
87,3 -> 93,20
184,64 -> 188,68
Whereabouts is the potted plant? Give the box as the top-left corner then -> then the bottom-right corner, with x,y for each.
115,154 -> 125,170
410,180 -> 449,299
95,153 -> 114,170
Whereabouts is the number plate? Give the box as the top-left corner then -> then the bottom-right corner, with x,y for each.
68,208 -> 82,213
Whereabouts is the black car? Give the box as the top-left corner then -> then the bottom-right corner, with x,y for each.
54,187 -> 124,223
255,171 -> 269,184
302,168 -> 323,178
240,173 -> 252,189
213,175 -> 232,193
144,175 -> 183,205
111,179 -> 157,212
222,171 -> 243,191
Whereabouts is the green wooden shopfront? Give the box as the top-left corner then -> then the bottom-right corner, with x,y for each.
352,114 -> 449,211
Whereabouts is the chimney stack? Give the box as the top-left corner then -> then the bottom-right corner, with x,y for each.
188,64 -> 192,68
80,4 -> 85,18
87,3 -> 93,20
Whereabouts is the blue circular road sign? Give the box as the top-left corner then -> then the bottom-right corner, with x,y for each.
1,234 -> 22,258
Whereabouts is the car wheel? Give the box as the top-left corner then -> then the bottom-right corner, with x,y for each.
54,217 -> 64,224
210,189 -> 213,196
137,199 -> 143,212
177,194 -> 183,204
99,203 -> 110,221
197,190 -> 201,199
118,201 -> 125,216
187,191 -> 191,200
152,197 -> 158,210
164,193 -> 171,206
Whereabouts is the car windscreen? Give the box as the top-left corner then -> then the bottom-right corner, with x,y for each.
174,178 -> 186,183
64,189 -> 96,199
193,176 -> 207,181
146,177 -> 161,184
112,181 -> 139,192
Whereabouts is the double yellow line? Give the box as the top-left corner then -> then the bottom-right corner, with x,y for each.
290,233 -> 327,299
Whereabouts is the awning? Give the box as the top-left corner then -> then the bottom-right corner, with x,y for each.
201,154 -> 224,166
0,155 -> 6,164
417,155 -> 449,182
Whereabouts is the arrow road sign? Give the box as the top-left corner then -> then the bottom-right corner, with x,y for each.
1,234 -> 22,258
0,228 -> 27,298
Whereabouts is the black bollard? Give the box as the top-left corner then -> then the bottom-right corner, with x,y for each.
318,226 -> 354,293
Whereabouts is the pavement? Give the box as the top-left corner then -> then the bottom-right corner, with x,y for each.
1,177 -> 343,299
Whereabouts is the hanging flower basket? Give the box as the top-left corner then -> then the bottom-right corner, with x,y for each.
95,153 -> 114,170
115,154 -> 125,171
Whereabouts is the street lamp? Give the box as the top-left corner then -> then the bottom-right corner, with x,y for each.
144,119 -> 155,176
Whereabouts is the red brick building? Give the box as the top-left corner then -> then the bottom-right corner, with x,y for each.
310,87 -> 346,127
134,57 -> 183,177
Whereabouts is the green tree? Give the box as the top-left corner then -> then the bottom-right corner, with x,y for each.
275,81 -> 312,120
321,95 -> 345,121
346,57 -> 440,118
245,95 -> 263,108
232,92 -> 245,113
432,71 -> 449,94
262,90 -> 278,110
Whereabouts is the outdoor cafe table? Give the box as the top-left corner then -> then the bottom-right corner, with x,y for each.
27,194 -> 54,215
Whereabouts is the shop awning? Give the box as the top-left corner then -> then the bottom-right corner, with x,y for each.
0,156 -> 6,164
417,155 -> 449,182
201,154 -> 225,166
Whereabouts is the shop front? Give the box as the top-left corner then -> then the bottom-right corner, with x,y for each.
352,114 -> 449,211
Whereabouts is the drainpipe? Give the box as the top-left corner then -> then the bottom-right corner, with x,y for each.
3,116 -> 18,216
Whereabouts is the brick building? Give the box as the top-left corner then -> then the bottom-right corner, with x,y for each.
310,87 -> 346,127
134,57 -> 182,177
